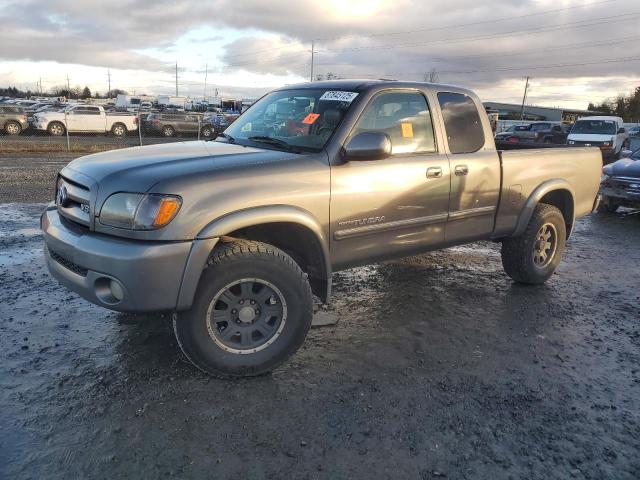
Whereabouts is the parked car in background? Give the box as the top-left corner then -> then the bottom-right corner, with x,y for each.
204,112 -> 239,134
0,104 -> 29,135
145,112 -> 214,138
567,116 -> 629,162
599,147 -> 640,212
495,122 -> 569,145
627,125 -> 640,137
32,104 -> 138,136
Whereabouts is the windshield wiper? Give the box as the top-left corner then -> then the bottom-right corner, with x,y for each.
247,136 -> 300,152
217,132 -> 235,143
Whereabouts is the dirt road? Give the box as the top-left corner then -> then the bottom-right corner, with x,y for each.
1,153 -> 639,479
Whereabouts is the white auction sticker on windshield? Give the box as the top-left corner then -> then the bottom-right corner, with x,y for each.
320,91 -> 359,102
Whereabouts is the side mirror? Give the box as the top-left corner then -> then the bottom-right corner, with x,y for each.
343,131 -> 392,161
618,127 -> 626,134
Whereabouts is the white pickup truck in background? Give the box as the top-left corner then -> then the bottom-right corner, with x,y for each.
32,104 -> 138,136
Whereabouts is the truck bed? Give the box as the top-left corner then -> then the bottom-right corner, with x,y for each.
493,147 -> 602,238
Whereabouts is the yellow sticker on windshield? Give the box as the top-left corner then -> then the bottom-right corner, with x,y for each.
401,122 -> 414,138
241,122 -> 252,132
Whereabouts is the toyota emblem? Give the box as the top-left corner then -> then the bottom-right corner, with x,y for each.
57,185 -> 68,207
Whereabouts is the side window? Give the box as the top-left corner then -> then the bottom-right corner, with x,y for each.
87,107 -> 100,115
351,91 -> 436,155
437,92 -> 485,154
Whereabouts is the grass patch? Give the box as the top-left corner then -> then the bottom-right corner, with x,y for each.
0,141 -> 131,154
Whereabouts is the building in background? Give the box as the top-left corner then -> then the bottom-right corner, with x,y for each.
483,102 -> 603,123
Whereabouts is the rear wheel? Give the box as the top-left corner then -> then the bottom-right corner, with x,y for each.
501,203 -> 567,284
162,125 -> 175,137
201,125 -> 213,139
5,121 -> 21,135
111,123 -> 127,137
174,240 -> 313,378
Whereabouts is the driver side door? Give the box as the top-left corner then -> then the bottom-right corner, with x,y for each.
329,90 -> 450,270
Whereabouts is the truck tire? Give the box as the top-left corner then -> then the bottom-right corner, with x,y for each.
5,121 -> 22,135
174,239 -> 313,378
48,122 -> 65,136
201,125 -> 213,139
501,203 -> 566,284
598,196 -> 620,213
111,123 -> 127,137
162,125 -> 175,137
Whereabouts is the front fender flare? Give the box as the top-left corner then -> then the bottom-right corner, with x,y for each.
176,205 -> 331,310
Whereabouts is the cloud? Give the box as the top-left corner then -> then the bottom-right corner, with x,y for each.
0,0 -> 638,106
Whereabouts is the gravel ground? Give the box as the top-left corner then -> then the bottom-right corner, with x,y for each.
1,153 -> 639,479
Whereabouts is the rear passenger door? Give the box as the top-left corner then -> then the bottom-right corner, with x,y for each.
436,92 -> 501,242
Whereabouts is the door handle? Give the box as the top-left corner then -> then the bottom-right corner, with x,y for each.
426,167 -> 443,179
454,165 -> 469,176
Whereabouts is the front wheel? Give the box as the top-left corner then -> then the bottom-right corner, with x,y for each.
47,122 -> 65,136
174,240 -> 313,378
162,125 -> 175,137
501,203 -> 567,284
598,196 -> 620,213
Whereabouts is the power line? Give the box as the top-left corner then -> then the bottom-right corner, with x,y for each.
316,12 -> 640,54
314,34 -> 640,67
215,0 -> 617,65
314,0 -> 618,42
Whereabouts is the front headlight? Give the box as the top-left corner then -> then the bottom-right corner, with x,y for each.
602,141 -> 611,147
99,193 -> 182,230
568,140 -> 575,145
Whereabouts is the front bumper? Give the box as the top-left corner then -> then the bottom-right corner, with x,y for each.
41,207 -> 217,312
600,184 -> 640,208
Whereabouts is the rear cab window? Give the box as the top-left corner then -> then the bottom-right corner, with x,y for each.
437,92 -> 485,154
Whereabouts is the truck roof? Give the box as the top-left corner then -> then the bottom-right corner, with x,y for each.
576,115 -> 623,122
274,79 -> 476,97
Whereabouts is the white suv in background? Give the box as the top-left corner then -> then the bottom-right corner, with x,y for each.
567,116 -> 629,162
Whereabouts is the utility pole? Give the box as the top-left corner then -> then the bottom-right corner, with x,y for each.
424,68 -> 438,83
66,74 -> 71,95
203,63 -> 208,101
175,62 -> 179,97
107,69 -> 111,98
520,76 -> 530,120
38,77 -> 42,95
310,40 -> 315,83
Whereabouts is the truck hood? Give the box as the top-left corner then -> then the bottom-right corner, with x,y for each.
604,158 -> 640,177
568,134 -> 615,143
61,140 -> 299,202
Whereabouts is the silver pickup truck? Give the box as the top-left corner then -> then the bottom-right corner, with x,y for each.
41,80 -> 602,377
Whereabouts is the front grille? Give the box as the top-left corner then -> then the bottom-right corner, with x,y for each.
571,140 -> 607,147
56,176 -> 91,227
49,248 -> 88,277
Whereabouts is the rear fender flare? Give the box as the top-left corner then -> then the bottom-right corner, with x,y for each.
513,179 -> 575,237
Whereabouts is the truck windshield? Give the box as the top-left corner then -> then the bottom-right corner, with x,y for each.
571,120 -> 617,135
220,88 -> 358,152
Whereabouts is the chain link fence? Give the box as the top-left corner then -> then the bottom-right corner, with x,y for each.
0,97 -> 239,202
0,99 -> 241,157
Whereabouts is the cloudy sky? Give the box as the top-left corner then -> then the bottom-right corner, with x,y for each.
1,0 -> 639,108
